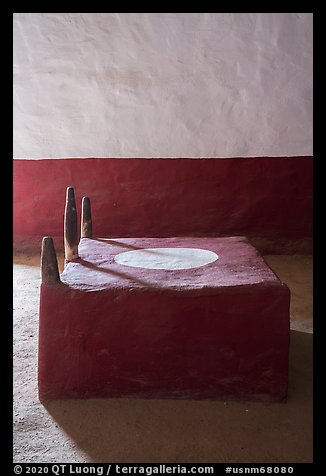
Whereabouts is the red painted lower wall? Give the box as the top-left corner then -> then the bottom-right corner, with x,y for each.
13,156 -> 312,253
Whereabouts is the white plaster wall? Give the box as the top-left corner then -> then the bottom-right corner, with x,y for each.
13,13 -> 313,158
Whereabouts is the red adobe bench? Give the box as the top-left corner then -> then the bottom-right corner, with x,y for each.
38,187 -> 290,402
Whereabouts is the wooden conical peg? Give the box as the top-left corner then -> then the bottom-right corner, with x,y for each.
64,186 -> 79,261
41,236 -> 60,284
81,196 -> 92,238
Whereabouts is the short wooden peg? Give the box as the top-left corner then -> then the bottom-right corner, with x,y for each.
81,196 -> 92,238
41,236 -> 60,284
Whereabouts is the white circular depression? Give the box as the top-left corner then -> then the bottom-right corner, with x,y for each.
114,248 -> 219,270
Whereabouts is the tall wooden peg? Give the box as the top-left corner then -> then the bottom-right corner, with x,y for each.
64,186 -> 79,261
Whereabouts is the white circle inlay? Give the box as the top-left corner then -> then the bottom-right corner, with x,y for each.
114,247 -> 218,270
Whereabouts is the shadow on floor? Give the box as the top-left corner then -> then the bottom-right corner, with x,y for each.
43,330 -> 312,463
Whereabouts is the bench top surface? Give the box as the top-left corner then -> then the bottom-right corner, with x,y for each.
60,236 -> 281,292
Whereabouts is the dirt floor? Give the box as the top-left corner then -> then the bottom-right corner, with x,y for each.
13,252 -> 312,463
